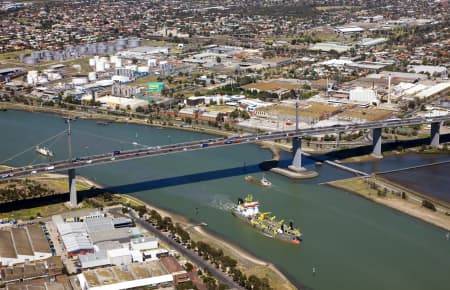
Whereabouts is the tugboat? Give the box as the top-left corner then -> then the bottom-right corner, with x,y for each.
260,174 -> 272,187
245,174 -> 272,187
231,195 -> 302,244
35,146 -> 54,157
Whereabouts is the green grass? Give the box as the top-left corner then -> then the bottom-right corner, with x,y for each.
329,177 -> 380,199
129,75 -> 158,87
1,203 -> 67,221
0,49 -> 31,61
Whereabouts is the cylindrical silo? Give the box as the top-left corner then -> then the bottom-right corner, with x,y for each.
127,38 -> 141,48
116,38 -> 128,46
88,72 -> 97,81
24,57 -> 39,65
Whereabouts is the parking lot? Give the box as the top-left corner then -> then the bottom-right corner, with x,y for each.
45,220 -> 79,274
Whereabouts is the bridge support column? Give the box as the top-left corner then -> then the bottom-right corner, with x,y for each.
372,127 -> 383,158
68,169 -> 77,207
430,122 -> 440,148
289,137 -> 304,171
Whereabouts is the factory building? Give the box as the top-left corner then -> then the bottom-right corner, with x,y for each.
334,26 -> 364,34
407,65 -> 448,77
0,256 -> 63,285
0,225 -> 52,266
77,257 -> 188,290
111,83 -> 137,98
349,87 -> 379,106
97,96 -> 148,111
52,214 -> 136,258
130,237 -> 159,252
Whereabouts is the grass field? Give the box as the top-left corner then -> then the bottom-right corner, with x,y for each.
0,202 -> 69,221
128,75 -> 159,87
0,49 -> 31,61
261,102 -> 341,118
337,107 -> 393,122
316,6 -> 361,11
242,81 -> 303,92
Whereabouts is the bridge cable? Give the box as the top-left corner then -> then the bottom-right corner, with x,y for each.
0,129 -> 68,165
28,131 -> 67,166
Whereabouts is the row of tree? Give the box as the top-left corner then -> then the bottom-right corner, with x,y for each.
145,207 -> 273,290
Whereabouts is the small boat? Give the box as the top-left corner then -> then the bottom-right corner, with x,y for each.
96,120 -> 110,126
35,146 -> 54,157
260,175 -> 272,187
132,142 -> 139,146
245,175 -> 272,187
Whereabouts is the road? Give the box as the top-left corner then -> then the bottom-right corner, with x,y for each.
109,208 -> 245,289
1,115 -> 449,180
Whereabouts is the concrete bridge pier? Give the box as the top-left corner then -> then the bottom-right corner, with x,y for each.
289,137 -> 304,171
68,168 -> 77,207
430,122 -> 441,148
372,127 -> 383,158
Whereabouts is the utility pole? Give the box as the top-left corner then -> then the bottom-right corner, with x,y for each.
66,118 -> 73,160
295,92 -> 299,133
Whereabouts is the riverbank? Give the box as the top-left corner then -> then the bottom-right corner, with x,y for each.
0,171 -> 99,220
118,194 -> 297,290
327,176 -> 450,232
0,102 -> 231,138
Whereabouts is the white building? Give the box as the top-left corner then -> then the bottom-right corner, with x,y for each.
107,248 -> 132,266
349,87 -> 379,105
130,237 -> 159,252
407,65 -> 447,76
334,26 -> 364,34
309,42 -> 351,53
97,96 -> 148,111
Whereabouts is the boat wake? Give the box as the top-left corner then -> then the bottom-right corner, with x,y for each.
209,198 -> 235,212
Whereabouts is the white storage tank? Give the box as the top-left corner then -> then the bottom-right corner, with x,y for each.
137,66 -> 149,73
27,71 -> 39,85
111,75 -> 131,83
125,65 -> 137,71
72,76 -> 89,85
37,75 -> 48,84
128,38 -> 141,48
47,72 -> 62,81
349,87 -> 379,104
115,58 -> 122,68
95,61 -> 105,72
88,72 -> 97,81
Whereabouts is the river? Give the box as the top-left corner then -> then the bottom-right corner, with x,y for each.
1,110 -> 450,290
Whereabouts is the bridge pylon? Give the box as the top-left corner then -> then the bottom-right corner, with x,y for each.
430,122 -> 441,148
371,127 -> 383,158
289,137 -> 304,171
68,168 -> 77,207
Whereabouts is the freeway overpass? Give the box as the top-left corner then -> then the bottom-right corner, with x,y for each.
1,115 -> 449,206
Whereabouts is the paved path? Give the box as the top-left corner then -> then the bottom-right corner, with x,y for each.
109,208 -> 244,289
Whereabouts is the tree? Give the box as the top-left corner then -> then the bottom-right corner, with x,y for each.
422,200 -> 436,211
216,56 -> 221,63
184,262 -> 193,272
